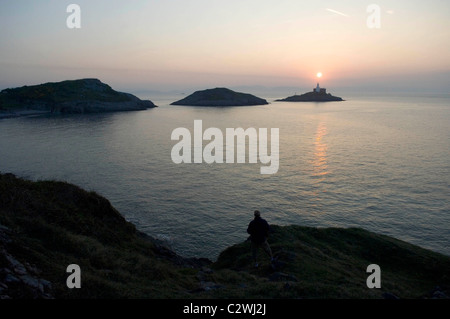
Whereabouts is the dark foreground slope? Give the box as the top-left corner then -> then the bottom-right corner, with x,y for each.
0,79 -> 156,117
0,173 -> 207,298
0,173 -> 448,299
212,226 -> 449,298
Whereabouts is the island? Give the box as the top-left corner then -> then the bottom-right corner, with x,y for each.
0,78 -> 157,118
277,83 -> 344,102
171,87 -> 268,106
1,172 -> 449,299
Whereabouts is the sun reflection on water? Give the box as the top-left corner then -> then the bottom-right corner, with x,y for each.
312,121 -> 328,181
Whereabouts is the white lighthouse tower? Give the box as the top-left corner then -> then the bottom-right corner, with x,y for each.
313,83 -> 326,94
314,83 -> 320,92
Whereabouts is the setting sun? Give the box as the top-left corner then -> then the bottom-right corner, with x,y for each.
317,72 -> 323,78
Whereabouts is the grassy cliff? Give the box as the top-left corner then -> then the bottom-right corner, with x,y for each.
0,173 -> 202,298
211,226 -> 449,298
0,173 -> 448,299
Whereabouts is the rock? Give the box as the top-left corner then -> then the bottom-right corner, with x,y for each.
0,222 -> 54,299
19,275 -> 42,290
39,279 -> 52,292
24,263 -> 41,275
19,275 -> 52,293
0,267 -> 12,275
5,254 -> 27,275
429,286 -> 449,299
4,274 -> 20,284
0,225 -> 12,244
432,290 -> 447,299
171,88 -> 268,106
0,224 -> 11,232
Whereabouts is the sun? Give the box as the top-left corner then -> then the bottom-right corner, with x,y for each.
317,72 -> 323,78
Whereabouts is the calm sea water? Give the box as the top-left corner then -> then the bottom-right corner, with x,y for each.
0,93 -> 449,259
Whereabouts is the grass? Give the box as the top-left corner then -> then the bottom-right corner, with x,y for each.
1,172 -> 449,299
0,173 -> 199,298
209,226 -> 450,298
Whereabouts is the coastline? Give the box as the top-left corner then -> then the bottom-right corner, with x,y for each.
0,109 -> 51,119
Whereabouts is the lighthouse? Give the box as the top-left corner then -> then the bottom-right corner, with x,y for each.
313,83 -> 326,94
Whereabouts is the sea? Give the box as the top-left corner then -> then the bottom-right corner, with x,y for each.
0,90 -> 449,260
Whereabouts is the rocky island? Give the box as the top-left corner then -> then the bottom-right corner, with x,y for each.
1,172 -> 449,299
277,83 -> 344,102
171,88 -> 268,106
0,78 -> 156,118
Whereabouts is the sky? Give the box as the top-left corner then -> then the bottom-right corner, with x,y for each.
1,0 -> 450,94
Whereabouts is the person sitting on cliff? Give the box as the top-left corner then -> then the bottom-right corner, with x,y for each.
247,210 -> 274,268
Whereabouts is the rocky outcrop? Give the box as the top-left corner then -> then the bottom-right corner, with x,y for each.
171,88 -> 268,106
277,91 -> 343,102
0,224 -> 53,299
0,78 -> 157,115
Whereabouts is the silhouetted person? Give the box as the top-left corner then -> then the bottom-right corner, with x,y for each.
247,210 -> 273,267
